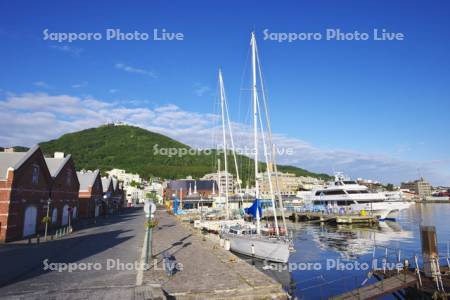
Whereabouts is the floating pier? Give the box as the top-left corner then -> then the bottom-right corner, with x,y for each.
330,273 -> 418,300
289,212 -> 378,224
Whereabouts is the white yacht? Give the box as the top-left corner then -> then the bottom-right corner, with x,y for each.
306,173 -> 411,220
220,32 -> 291,263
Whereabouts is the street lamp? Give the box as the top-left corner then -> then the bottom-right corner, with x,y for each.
44,198 -> 52,240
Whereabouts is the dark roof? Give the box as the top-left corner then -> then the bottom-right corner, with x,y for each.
167,180 -> 218,191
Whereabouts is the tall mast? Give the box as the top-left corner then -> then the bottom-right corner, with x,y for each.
217,158 -> 222,201
251,32 -> 260,234
220,69 -> 244,205
255,41 -> 288,235
218,69 -> 229,219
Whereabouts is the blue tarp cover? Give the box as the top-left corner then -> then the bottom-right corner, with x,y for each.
244,199 -> 263,219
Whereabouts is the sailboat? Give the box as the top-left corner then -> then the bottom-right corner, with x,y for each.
220,32 -> 292,264
195,69 -> 248,232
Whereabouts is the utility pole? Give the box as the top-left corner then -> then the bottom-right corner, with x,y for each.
144,193 -> 156,268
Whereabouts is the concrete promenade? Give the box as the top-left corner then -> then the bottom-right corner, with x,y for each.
0,208 -> 163,299
143,210 -> 288,299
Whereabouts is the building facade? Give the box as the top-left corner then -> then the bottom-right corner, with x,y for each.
77,170 -> 103,218
164,179 -> 218,200
45,153 -> 80,227
0,146 -> 53,242
112,178 -> 125,210
400,177 -> 432,197
201,172 -> 235,194
107,169 -> 142,186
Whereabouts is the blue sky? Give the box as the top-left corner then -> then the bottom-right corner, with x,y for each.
1,0 -> 449,185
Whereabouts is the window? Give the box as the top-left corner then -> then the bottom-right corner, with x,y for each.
343,181 -> 357,185
66,169 -> 72,186
315,190 -> 346,196
32,165 -> 39,185
347,190 -> 369,194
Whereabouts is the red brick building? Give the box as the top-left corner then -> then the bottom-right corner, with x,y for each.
112,178 -> 125,211
165,180 -> 218,200
0,145 -> 52,242
45,152 -> 80,227
77,170 -> 103,218
101,177 -> 113,215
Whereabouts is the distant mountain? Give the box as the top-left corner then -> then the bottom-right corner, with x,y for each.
36,125 -> 331,182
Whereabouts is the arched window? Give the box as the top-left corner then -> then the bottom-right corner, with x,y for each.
66,169 -> 72,186
32,165 -> 39,184
51,208 -> 58,224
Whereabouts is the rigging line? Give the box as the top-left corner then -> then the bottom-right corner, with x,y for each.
256,90 -> 280,236
255,40 -> 288,234
223,77 -> 244,204
219,69 -> 229,219
237,43 -> 251,128
211,77 -> 221,174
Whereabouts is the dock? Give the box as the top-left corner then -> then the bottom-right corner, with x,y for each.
143,209 -> 288,299
330,273 -> 417,300
289,212 -> 378,224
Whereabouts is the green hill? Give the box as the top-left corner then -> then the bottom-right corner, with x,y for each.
38,124 -> 331,182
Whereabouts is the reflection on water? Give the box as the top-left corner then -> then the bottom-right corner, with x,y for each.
259,204 -> 450,299
308,221 -> 414,260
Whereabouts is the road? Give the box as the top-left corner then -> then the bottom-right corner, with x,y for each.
0,208 -> 150,299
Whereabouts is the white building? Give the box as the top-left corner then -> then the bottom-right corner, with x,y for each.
202,172 -> 235,194
107,169 -> 142,186
258,171 -> 324,197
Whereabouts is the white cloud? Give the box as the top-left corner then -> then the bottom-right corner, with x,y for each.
72,81 -> 88,88
115,63 -> 157,78
50,45 -> 83,57
0,92 -> 449,186
33,81 -> 51,89
193,83 -> 212,97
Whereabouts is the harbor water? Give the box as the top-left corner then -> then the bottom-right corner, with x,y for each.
244,203 -> 450,299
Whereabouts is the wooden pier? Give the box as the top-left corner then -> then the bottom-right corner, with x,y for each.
330,273 -> 417,300
289,212 -> 378,225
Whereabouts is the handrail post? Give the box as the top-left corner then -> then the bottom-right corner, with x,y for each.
414,255 -> 423,287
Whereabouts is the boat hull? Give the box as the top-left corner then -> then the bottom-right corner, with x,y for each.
222,233 -> 290,263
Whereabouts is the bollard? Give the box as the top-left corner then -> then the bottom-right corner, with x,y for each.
51,234 -> 54,240
224,239 -> 230,251
28,237 -> 32,245
36,234 -> 40,245
420,225 -> 439,278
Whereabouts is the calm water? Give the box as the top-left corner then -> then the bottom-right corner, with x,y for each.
254,204 -> 450,299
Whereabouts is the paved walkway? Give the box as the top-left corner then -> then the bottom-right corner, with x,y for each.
0,208 -> 163,299
144,210 -> 287,299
